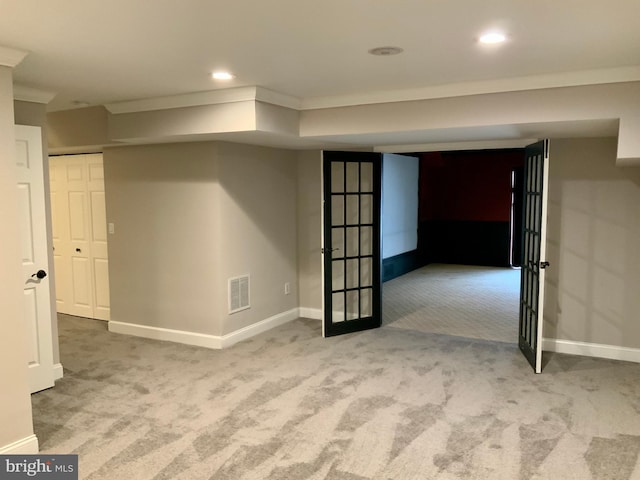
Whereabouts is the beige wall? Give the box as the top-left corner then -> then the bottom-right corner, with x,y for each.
296,150 -> 322,312
216,142 -> 298,335
14,100 -> 60,365
104,142 -> 221,335
109,102 -> 256,142
544,137 -> 640,348
0,67 -> 35,449
47,105 -> 110,153
104,141 -> 298,337
300,82 -> 640,165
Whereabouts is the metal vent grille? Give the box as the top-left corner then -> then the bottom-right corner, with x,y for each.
229,275 -> 250,314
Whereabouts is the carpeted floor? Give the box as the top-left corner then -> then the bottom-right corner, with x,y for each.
31,314 -> 640,479
383,264 -> 520,344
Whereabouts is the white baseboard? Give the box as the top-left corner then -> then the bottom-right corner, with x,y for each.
543,338 -> 640,363
0,435 -> 39,454
109,320 -> 224,349
108,308 -> 300,350
298,307 -> 322,320
53,363 -> 63,380
221,308 -> 299,348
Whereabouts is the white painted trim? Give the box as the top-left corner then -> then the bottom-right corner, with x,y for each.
13,84 -> 57,104
53,363 -> 64,380
0,45 -> 28,68
299,307 -> 322,320
543,338 -> 640,363
375,139 -> 539,154
108,308 -> 300,350
109,321 -> 224,349
97,65 -> 640,117
221,308 -> 299,348
0,435 -> 39,454
105,86 -> 301,114
254,87 -> 302,111
300,65 -> 640,110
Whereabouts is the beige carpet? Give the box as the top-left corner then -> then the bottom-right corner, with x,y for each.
383,264 -> 520,344
31,314 -> 640,479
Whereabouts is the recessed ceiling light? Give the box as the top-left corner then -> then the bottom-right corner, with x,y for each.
479,32 -> 507,44
368,46 -> 404,56
212,71 -> 235,80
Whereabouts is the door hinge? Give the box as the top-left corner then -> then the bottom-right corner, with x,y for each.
540,261 -> 550,269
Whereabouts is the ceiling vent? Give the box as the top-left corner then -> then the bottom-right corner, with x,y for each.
229,275 -> 250,314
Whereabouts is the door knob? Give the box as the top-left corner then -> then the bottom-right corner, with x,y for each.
75,248 -> 81,252
31,270 -> 47,279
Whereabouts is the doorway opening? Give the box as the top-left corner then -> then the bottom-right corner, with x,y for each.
381,148 -> 525,344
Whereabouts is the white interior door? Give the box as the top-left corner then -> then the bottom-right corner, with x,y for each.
15,125 -> 55,393
87,155 -> 110,320
49,154 -> 110,320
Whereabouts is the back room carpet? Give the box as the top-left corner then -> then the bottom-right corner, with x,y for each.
383,264 -> 521,344
31,314 -> 640,479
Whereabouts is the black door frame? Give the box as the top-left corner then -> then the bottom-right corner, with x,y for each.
322,151 -> 383,337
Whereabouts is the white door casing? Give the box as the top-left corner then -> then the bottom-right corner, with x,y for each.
15,125 -> 55,393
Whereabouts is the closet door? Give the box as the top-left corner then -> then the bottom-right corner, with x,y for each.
50,154 -> 110,320
87,154 -> 110,320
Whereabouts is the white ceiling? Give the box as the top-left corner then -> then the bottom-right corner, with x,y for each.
2,0 -> 639,115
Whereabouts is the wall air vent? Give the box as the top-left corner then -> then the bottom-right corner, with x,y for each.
229,275 -> 250,314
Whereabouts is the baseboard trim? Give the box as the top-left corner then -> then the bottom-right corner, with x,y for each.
109,320 -> 224,349
543,338 -> 640,363
53,363 -> 64,380
0,435 -> 39,454
299,307 -> 322,320
108,308 -> 300,350
221,308 -> 299,348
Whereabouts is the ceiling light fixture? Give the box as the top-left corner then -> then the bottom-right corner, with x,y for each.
479,32 -> 507,44
212,71 -> 235,80
368,46 -> 404,56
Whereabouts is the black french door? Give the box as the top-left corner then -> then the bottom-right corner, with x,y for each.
519,140 -> 550,373
322,151 -> 382,337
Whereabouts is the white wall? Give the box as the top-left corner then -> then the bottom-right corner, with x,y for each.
382,153 -> 419,259
544,137 -> 640,348
0,66 -> 36,451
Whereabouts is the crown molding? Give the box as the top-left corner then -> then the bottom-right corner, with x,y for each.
100,65 -> 640,117
105,86 -> 301,114
254,87 -> 301,110
13,84 -> 57,104
300,65 -> 640,110
0,45 -> 28,68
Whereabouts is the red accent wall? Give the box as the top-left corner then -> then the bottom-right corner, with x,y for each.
419,149 -> 524,223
